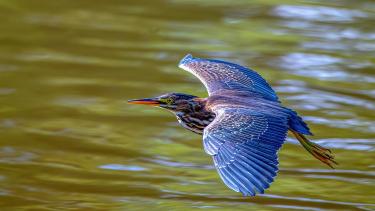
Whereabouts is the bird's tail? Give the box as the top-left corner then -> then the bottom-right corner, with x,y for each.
291,130 -> 338,168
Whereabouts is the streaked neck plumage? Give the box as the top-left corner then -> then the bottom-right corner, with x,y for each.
174,98 -> 216,134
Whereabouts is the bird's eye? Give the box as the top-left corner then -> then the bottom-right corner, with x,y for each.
165,98 -> 173,105
159,98 -> 173,105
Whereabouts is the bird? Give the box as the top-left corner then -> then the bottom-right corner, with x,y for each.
128,54 -> 337,196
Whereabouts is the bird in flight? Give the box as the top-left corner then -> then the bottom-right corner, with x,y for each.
128,54 -> 337,196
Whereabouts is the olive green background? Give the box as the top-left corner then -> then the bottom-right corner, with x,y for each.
0,0 -> 374,210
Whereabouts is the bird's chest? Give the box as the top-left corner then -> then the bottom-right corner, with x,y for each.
176,112 -> 215,134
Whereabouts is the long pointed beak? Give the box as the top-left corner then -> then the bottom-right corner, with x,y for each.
127,98 -> 161,106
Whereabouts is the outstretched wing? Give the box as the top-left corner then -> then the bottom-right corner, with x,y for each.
203,107 -> 288,196
178,54 -> 278,101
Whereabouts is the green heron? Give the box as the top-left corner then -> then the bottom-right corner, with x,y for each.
128,54 -> 337,196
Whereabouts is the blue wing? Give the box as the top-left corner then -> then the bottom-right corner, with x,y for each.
178,54 -> 278,101
203,107 -> 288,196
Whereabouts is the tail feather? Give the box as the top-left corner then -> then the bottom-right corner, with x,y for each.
291,130 -> 338,168
285,108 -> 313,135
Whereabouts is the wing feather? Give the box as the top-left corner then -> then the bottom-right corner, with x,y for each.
203,107 -> 288,196
178,54 -> 278,101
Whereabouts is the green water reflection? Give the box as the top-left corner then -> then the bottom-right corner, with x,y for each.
0,0 -> 374,210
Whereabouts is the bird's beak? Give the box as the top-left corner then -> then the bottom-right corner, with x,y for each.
127,98 -> 161,106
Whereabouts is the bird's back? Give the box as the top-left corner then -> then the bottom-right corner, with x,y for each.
206,90 -> 312,135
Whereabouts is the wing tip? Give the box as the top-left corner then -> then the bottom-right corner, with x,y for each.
178,53 -> 194,69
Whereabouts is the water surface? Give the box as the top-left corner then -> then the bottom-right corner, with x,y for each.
0,0 -> 374,210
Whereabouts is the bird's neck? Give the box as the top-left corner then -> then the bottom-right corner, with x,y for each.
175,98 -> 215,134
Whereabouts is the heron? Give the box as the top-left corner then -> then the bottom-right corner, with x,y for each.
128,54 -> 337,196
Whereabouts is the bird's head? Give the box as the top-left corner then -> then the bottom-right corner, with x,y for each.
128,93 -> 200,112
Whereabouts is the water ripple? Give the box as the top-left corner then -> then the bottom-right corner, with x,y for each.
280,53 -> 375,82
99,164 -> 148,171
303,116 -> 375,133
273,5 -> 367,22
287,138 -> 375,151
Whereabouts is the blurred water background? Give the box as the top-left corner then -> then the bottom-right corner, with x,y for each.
0,0 -> 374,210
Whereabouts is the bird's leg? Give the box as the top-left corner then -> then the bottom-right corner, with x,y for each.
291,130 -> 338,168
